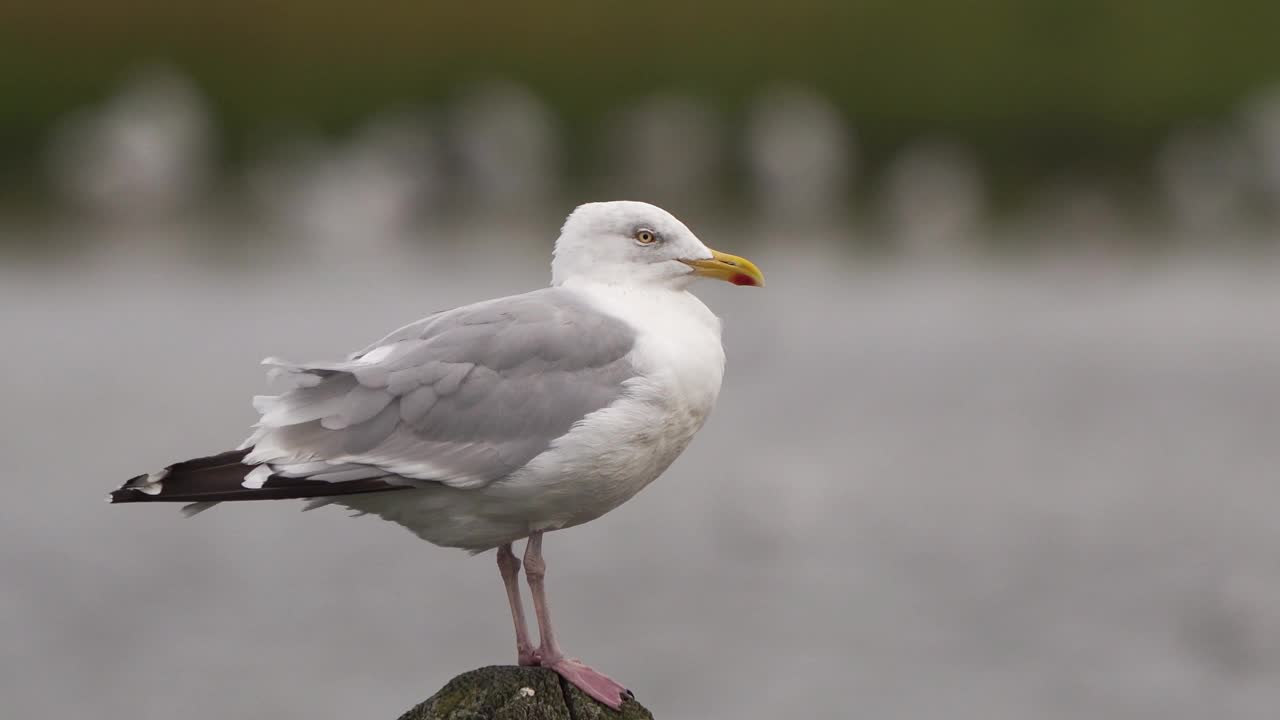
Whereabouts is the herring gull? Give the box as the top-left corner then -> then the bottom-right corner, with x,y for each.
109,200 -> 765,708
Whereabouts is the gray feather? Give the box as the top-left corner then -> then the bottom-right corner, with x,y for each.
246,288 -> 638,489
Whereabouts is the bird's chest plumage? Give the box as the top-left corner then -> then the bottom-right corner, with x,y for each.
601,286 -> 726,432
640,314 -> 725,432
508,288 -> 726,527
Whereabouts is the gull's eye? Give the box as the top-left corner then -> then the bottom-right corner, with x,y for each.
634,228 -> 659,246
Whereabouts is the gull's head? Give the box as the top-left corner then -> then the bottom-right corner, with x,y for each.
551,201 -> 764,290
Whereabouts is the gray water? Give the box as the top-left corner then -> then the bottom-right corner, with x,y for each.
3,230 -> 1278,719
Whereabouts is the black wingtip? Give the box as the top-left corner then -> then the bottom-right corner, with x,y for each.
107,473 -> 153,503
109,483 -> 150,504
108,449 -> 410,505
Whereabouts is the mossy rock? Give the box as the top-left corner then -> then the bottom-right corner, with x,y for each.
398,666 -> 653,720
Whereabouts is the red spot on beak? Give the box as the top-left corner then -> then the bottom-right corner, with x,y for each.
730,273 -> 757,286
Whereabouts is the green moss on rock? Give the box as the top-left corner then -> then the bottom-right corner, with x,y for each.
398,666 -> 653,720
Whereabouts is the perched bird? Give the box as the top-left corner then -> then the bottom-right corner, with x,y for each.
109,201 -> 764,708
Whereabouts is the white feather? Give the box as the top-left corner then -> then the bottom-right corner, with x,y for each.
242,464 -> 272,489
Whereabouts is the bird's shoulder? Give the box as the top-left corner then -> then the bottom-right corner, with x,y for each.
351,287 -> 638,368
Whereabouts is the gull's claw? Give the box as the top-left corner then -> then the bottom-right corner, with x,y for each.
548,657 -> 628,710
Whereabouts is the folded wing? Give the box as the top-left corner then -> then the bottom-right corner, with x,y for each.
112,288 -> 638,506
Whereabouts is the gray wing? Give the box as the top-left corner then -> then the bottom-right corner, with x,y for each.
243,287 -> 638,489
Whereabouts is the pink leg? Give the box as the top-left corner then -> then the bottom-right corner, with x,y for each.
523,532 -> 630,710
497,543 -> 539,666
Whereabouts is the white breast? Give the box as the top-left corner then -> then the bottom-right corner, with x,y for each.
489,284 -> 726,529
583,283 -> 727,416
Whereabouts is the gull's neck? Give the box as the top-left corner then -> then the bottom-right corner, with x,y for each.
559,277 -> 722,339
554,271 -> 695,294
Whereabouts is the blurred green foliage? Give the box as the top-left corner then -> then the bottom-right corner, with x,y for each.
2,0 -> 1278,197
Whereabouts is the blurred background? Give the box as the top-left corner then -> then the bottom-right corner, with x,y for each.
2,3 -> 1279,719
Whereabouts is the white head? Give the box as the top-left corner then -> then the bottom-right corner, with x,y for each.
551,201 -> 764,290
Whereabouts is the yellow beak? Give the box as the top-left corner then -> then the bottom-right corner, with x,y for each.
681,249 -> 765,287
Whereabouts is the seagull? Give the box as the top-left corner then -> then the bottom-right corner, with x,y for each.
109,200 -> 764,709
